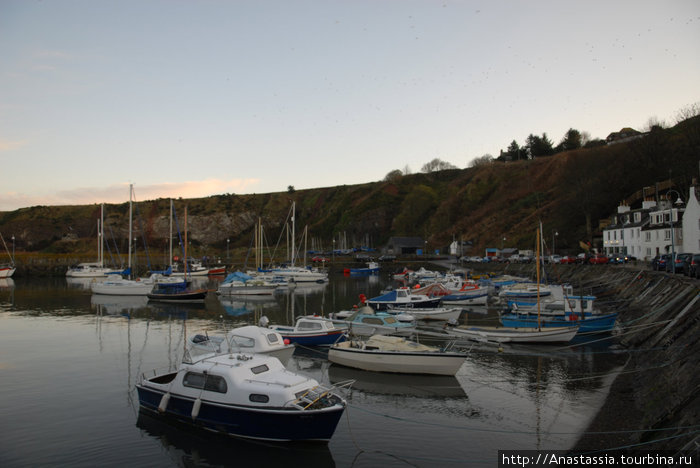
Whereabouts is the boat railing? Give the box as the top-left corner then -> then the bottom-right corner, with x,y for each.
289,380 -> 355,410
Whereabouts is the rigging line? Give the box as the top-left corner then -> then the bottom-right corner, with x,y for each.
347,403 -> 700,436
133,202 -> 152,271
575,429 -> 700,455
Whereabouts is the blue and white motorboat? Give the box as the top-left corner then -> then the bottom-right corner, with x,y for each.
136,348 -> 349,442
264,315 -> 347,346
330,305 -> 416,337
365,287 -> 442,311
347,261 -> 380,275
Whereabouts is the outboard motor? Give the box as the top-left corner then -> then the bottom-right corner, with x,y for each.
258,316 -> 270,328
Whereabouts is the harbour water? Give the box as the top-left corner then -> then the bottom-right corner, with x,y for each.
0,272 -> 625,467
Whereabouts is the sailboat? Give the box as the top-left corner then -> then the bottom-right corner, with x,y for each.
499,223 -> 617,334
66,204 -> 122,278
92,185 -> 183,296
147,205 -> 208,303
0,232 -> 15,278
266,202 -> 328,283
445,224 -> 579,344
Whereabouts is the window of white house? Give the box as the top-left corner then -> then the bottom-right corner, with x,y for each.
645,232 -> 651,242
664,229 -> 671,240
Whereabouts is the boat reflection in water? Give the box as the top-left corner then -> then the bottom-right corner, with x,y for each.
328,365 -> 467,398
136,409 -> 335,468
91,294 -> 149,315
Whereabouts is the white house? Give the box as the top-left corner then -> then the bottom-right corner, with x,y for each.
603,199 -> 655,260
641,198 -> 684,260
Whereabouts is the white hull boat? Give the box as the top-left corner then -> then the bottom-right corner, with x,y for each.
329,335 -> 466,376
445,325 -> 579,344
387,306 -> 461,322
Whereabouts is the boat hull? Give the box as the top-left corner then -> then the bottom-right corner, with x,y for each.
499,312 -> 618,334
328,345 -> 465,375
441,292 -> 489,305
368,297 -> 442,311
448,325 -> 579,343
136,386 -> 345,442
0,266 -> 15,278
271,328 -> 347,346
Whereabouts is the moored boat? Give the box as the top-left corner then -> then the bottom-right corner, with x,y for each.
136,351 -> 349,442
264,315 -> 347,346
328,334 -> 466,375
365,287 -> 442,310
444,324 -> 579,344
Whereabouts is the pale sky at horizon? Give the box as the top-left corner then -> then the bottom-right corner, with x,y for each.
1,0 -> 699,211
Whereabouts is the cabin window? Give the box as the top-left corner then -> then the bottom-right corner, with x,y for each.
384,317 -> 398,324
251,364 -> 269,375
230,335 -> 255,348
249,394 -> 270,403
183,372 -> 228,393
361,317 -> 384,325
298,321 -> 322,330
265,333 -> 280,344
397,290 -> 407,297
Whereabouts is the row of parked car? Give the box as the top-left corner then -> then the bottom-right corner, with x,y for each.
650,253 -> 700,277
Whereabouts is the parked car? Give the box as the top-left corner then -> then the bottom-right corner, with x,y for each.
549,255 -> 562,264
589,254 -> 609,264
651,254 -> 669,271
687,254 -> 700,278
378,255 -> 396,262
560,255 -> 577,264
669,253 -> 692,274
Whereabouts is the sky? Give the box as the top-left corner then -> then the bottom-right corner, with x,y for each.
1,0 -> 699,211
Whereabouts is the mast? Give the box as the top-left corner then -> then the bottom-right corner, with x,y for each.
536,222 -> 542,331
184,205 -> 188,281
100,203 -> 105,267
128,184 -> 133,279
291,201 -> 296,266
169,199 -> 173,271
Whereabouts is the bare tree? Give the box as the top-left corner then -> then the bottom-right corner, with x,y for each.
421,158 -> 457,173
469,154 -> 493,168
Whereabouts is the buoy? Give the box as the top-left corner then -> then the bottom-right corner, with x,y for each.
283,338 -> 291,345
158,392 -> 171,413
191,398 -> 201,419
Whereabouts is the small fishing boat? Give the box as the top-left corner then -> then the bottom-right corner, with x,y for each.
386,305 -> 462,322
444,324 -> 579,344
136,350 -> 349,442
264,315 -> 347,346
365,287 -> 442,310
330,305 -> 416,337
328,334 -> 466,375
345,261 -> 380,275
499,312 -> 618,334
440,280 -> 490,306
147,282 -> 208,303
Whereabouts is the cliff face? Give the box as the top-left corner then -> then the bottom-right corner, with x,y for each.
1,116 -> 699,256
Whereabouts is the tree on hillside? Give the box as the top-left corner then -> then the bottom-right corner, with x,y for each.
469,154 -> 493,167
421,158 -> 457,173
526,133 -> 554,158
384,169 -> 403,183
392,184 -> 437,235
558,128 -> 583,152
505,140 -> 524,160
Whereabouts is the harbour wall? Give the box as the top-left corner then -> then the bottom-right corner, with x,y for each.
468,262 -> 699,452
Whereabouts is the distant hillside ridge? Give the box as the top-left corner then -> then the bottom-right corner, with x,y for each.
1,115 -> 698,259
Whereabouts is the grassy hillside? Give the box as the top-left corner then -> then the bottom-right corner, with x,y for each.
1,115 -> 698,260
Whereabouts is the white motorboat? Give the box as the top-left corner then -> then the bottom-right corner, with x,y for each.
328,334 -> 466,376
137,349 -> 349,442
386,305 -> 462,322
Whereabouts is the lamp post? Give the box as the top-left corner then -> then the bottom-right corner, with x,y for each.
666,190 -> 683,273
226,238 -> 230,262
552,230 -> 558,256
11,235 -> 15,264
332,239 -> 335,263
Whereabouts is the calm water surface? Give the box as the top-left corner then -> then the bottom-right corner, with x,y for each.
0,272 -> 624,467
